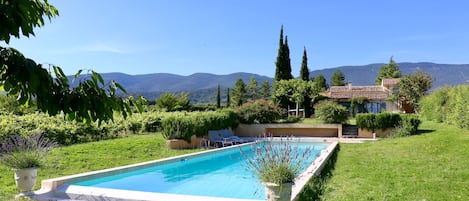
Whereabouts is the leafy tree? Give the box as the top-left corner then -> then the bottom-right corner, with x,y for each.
232,78 -> 246,106
398,69 -> 433,113
216,85 -> 221,108
155,92 -> 190,112
273,79 -> 321,117
246,76 -> 259,101
260,80 -> 271,100
299,47 -> 310,81
330,70 -> 346,86
314,74 -> 328,91
0,0 -> 142,123
376,57 -> 401,85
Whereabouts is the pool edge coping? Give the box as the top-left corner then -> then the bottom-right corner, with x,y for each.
33,138 -> 338,201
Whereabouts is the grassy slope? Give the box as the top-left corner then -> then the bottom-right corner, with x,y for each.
0,134 -> 201,200
321,121 -> 469,201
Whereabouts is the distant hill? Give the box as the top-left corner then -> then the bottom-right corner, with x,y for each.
73,62 -> 469,103
310,62 -> 469,88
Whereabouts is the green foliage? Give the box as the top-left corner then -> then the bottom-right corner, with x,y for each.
260,80 -> 271,99
0,0 -> 59,43
155,92 -> 191,112
375,56 -> 401,85
314,100 -> 348,124
0,94 -> 37,115
398,69 -> 433,113
274,26 -> 293,81
356,113 -> 420,136
330,70 -> 346,86
299,47 -> 310,81
160,110 -> 239,142
246,76 -> 259,101
392,115 -> 421,137
216,85 -> 221,108
314,74 -> 328,91
237,100 -> 284,124
232,78 -> 247,106
419,86 -> 450,123
349,97 -> 369,116
420,85 -> 469,129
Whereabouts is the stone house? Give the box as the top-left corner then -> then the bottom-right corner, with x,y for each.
321,78 -> 412,114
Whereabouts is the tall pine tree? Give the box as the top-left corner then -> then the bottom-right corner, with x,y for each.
216,84 -> 221,108
274,25 -> 293,81
300,47 -> 310,81
299,47 -> 312,117
274,25 -> 293,110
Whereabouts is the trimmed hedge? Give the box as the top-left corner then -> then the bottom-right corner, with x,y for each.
356,113 -> 421,136
161,109 -> 239,142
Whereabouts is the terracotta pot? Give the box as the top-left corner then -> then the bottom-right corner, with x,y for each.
263,182 -> 294,201
13,167 -> 38,197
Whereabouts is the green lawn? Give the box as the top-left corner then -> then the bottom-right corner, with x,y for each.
1,121 -> 468,201
319,121 -> 469,201
0,133 -> 201,200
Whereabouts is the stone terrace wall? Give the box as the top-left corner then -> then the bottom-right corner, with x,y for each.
233,123 -> 342,138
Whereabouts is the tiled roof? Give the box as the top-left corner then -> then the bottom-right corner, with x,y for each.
322,85 -> 391,100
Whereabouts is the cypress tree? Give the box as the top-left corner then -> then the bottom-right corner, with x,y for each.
274,26 -> 293,81
300,47 -> 310,81
273,26 -> 293,110
283,36 -> 293,80
299,47 -> 312,117
216,84 -> 221,108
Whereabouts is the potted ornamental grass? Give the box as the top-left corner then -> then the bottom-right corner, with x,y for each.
0,133 -> 56,198
241,137 -> 313,201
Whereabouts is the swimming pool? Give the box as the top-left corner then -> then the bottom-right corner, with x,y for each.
35,139 -> 338,201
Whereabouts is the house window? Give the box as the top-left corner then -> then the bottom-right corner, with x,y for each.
365,102 -> 386,113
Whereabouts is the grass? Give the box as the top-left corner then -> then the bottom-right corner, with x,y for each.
0,133 -> 202,200
1,121 -> 468,200
318,121 -> 469,201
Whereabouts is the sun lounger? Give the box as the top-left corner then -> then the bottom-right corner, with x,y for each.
219,129 -> 248,144
208,130 -> 233,147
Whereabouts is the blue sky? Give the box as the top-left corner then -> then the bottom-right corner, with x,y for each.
3,0 -> 469,77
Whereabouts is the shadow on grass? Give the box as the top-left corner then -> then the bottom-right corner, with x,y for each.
417,129 -> 435,135
296,144 -> 340,201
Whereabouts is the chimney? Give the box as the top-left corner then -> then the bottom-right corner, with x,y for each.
348,82 -> 352,90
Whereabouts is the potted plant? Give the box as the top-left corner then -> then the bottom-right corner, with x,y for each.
0,133 -> 56,198
241,137 -> 312,201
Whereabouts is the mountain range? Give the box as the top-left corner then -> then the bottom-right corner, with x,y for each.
76,62 -> 469,103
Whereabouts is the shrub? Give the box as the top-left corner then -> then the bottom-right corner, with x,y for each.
0,134 -> 56,169
420,85 -> 469,129
160,110 -> 239,142
240,137 -> 313,184
314,100 -> 348,124
237,100 -> 284,124
356,113 -> 376,131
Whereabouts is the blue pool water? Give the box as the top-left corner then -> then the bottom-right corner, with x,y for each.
72,141 -> 328,200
